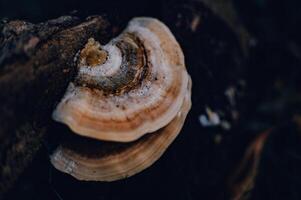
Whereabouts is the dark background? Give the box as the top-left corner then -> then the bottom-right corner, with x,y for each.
1,0 -> 301,199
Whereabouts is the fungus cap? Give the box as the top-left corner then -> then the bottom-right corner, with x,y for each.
52,17 -> 190,142
50,78 -> 191,181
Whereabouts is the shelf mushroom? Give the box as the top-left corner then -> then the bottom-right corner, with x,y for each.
51,17 -> 192,181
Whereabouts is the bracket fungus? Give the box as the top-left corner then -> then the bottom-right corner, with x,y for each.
51,17 -> 192,181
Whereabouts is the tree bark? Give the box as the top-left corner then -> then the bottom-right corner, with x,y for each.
0,15 -> 110,195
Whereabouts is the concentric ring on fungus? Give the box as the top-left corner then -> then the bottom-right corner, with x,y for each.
51,17 -> 192,181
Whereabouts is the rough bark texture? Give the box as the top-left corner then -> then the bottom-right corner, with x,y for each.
0,15 -> 111,196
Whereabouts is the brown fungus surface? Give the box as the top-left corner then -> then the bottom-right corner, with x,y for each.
51,78 -> 191,181
52,17 -> 191,142
50,17 -> 192,181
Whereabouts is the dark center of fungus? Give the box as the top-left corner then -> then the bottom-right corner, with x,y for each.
77,34 -> 150,95
80,38 -> 108,67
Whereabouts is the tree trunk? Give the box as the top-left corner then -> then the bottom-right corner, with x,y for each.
0,15 -> 111,195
